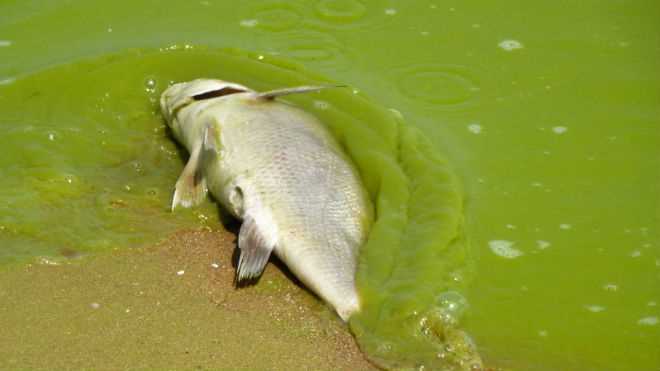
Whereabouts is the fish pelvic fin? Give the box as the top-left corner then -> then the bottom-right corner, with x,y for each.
172,141 -> 208,211
256,84 -> 347,100
236,214 -> 275,281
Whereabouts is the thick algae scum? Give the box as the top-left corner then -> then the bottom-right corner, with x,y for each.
0,48 -> 475,369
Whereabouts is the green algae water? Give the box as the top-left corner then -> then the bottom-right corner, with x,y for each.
1,1 -> 658,370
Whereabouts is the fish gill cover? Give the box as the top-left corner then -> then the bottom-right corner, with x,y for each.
0,47 -> 479,370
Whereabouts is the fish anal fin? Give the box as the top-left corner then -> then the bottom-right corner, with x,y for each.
172,143 -> 208,210
237,214 -> 275,281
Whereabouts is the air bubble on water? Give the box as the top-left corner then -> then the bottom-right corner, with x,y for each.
176,270 -> 185,276
144,77 -> 157,93
637,317 -> 658,326
559,223 -> 572,230
240,19 -> 258,28
0,40 -> 11,47
603,283 -> 618,292
90,302 -> 101,309
467,123 -> 482,134
630,250 -> 642,258
131,161 -> 143,173
498,39 -> 523,51
0,77 -> 16,85
376,341 -> 393,354
488,240 -> 523,259
257,55 -> 264,60
538,330 -> 548,337
506,224 -> 516,230
107,27 -> 113,33
585,305 -> 605,313
435,291 -> 469,326
313,100 -> 330,110
38,257 -> 60,266
388,108 -> 403,119
552,126 -> 567,134
384,8 -> 397,15
48,133 -> 56,141
536,240 -> 551,250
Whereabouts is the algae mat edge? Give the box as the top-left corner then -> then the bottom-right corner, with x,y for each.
0,48 -> 477,370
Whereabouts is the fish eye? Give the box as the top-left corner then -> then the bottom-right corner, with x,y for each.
192,86 -> 247,101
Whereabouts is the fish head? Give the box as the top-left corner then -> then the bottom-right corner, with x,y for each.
160,78 -> 253,138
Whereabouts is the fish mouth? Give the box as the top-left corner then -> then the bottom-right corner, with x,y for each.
160,79 -> 253,124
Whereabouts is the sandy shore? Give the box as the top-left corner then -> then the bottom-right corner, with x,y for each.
0,228 -> 377,370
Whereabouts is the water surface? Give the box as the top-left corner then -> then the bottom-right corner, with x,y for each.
0,1 -> 658,370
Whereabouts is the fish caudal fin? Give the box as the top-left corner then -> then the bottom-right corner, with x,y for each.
172,142 -> 208,210
256,84 -> 346,100
237,214 -> 275,281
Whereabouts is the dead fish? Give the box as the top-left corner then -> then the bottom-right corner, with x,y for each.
160,79 -> 373,320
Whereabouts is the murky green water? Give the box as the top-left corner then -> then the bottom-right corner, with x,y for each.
1,1 -> 658,370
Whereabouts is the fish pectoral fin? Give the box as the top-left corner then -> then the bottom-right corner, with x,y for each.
172,144 -> 208,210
201,125 -> 220,155
236,214 -> 275,281
256,84 -> 346,100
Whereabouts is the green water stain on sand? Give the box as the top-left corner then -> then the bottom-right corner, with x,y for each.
0,48 -> 477,369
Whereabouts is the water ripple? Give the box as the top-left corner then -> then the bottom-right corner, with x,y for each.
393,64 -> 479,109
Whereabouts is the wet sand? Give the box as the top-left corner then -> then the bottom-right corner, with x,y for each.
0,228 -> 377,371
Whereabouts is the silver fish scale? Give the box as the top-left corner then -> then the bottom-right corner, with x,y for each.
214,98 -> 369,316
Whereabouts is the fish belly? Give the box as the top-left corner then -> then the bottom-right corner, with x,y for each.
210,102 -> 370,320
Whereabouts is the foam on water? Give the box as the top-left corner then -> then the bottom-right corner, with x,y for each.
552,126 -> 568,134
498,39 -> 524,51
536,240 -> 551,250
585,305 -> 606,313
467,123 -> 482,134
488,240 -> 523,259
240,19 -> 258,27
637,317 -> 658,326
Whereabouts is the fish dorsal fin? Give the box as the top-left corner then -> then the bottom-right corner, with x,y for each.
237,214 -> 276,281
257,84 -> 346,100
